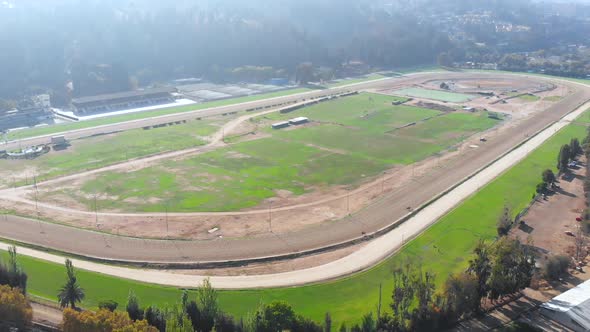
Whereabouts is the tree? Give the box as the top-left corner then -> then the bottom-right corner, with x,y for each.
166,300 -> 197,332
437,52 -> 453,67
0,284 -> 32,331
98,299 -> 118,312
542,169 -> 556,186
214,312 -> 237,332
496,205 -> 513,237
558,144 -> 571,173
570,138 -> 582,155
390,265 -> 415,330
144,305 -> 166,332
325,312 -> 332,332
468,240 -> 492,302
184,300 -> 200,331
126,291 -> 143,321
57,259 -> 85,309
339,322 -> 347,332
543,255 -> 570,280
0,245 -> 27,293
295,62 -> 314,84
487,238 -> 535,300
260,301 -> 296,331
536,182 -> 548,195
443,273 -> 480,320
197,278 -> 219,332
360,313 -> 376,332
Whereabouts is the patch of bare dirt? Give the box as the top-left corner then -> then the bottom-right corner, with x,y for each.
510,156 -> 589,262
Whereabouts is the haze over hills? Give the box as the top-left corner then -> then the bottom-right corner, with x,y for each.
1,0 -> 590,103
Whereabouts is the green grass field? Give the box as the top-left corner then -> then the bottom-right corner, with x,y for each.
0,119 -> 222,187
2,109 -> 586,325
50,93 -> 497,212
393,87 -> 474,103
544,95 -> 563,102
6,88 -> 311,141
518,94 -> 541,102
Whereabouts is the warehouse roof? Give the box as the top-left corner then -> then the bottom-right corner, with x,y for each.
540,279 -> 590,331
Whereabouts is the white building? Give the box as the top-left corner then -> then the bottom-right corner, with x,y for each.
540,279 -> 590,331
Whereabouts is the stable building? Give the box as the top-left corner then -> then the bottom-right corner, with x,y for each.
71,87 -> 176,115
288,117 -> 309,125
271,121 -> 290,130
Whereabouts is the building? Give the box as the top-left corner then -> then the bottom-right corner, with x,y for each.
288,117 -> 309,125
0,94 -> 53,132
271,121 -> 290,130
71,87 -> 176,115
540,279 -> 590,331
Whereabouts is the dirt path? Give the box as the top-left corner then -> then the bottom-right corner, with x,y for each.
1,93 -> 588,288
31,302 -> 62,329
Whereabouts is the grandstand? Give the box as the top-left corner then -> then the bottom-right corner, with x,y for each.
71,87 -> 176,115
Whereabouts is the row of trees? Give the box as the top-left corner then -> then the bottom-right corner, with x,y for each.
55,235 -> 534,332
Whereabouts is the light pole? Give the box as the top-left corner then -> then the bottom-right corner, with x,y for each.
268,200 -> 273,233
94,193 -> 99,227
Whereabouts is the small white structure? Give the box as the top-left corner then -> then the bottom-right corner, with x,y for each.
540,279 -> 590,331
288,117 -> 309,125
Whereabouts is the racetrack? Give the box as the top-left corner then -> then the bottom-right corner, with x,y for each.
0,72 -> 589,270
1,91 -> 589,288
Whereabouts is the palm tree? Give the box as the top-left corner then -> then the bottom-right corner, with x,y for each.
57,259 -> 85,309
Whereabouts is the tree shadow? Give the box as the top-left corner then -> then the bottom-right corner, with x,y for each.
554,187 -> 577,198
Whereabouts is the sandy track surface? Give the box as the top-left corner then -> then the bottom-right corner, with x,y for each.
1,92 -> 588,288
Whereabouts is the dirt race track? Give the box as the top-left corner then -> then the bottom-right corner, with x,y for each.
1,72 -> 590,272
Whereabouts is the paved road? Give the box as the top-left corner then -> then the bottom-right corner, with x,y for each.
1,98 -> 588,288
0,72 -> 589,266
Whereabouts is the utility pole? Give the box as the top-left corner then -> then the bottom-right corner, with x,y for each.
347,193 -> 350,215
268,201 -> 273,233
94,193 -> 99,227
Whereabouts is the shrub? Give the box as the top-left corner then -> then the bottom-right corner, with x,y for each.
0,284 -> 32,330
62,308 -> 157,332
544,255 -> 571,280
98,299 -> 118,312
